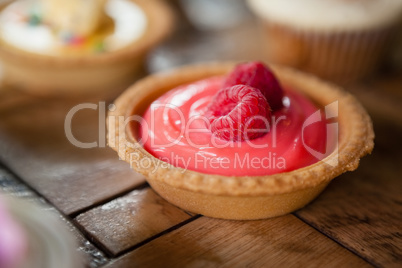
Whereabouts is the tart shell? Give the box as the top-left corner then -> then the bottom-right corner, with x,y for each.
108,62 -> 374,220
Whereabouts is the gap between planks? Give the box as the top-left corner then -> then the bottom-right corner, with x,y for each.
292,213 -> 376,267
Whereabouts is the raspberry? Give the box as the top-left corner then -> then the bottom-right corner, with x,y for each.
207,85 -> 271,141
223,61 -> 284,111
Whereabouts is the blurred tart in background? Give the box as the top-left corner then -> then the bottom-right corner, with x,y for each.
0,0 -> 173,97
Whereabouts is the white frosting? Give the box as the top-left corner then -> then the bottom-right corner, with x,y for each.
0,0 -> 147,55
0,1 -> 54,53
247,0 -> 402,31
104,0 -> 147,51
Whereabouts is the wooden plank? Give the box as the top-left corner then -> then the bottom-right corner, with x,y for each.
105,215 -> 370,268
0,92 -> 145,215
75,187 -> 191,257
296,119 -> 402,267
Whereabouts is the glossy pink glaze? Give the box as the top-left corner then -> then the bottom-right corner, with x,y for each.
140,77 -> 331,176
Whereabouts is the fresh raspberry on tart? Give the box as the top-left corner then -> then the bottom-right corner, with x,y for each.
207,85 -> 271,141
223,61 -> 284,111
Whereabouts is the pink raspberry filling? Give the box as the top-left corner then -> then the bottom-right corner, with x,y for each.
139,76 -> 333,176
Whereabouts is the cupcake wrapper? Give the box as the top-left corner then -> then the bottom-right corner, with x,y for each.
262,21 -> 394,82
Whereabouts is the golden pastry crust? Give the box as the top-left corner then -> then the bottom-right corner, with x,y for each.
0,0 -> 174,96
108,62 -> 374,219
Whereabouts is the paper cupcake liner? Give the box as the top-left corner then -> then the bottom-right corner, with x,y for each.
262,21 -> 395,82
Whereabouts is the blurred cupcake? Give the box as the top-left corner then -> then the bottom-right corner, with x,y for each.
247,0 -> 402,82
0,195 -> 82,268
0,0 -> 173,97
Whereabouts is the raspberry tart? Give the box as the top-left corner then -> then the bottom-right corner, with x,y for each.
108,62 -> 374,220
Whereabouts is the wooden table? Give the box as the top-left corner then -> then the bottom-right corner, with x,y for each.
0,2 -> 402,267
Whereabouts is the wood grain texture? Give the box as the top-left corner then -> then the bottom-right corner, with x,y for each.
105,215 -> 370,268
75,187 -> 191,256
296,118 -> 402,267
0,93 -> 145,215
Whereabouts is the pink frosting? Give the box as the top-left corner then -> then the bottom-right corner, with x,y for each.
140,76 -> 333,176
0,196 -> 27,268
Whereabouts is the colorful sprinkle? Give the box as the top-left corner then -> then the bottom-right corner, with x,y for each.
28,13 -> 41,26
70,36 -> 85,46
93,41 -> 105,53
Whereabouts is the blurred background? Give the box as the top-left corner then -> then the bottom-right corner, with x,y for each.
152,0 -> 402,79
0,0 -> 401,98
0,1 -> 401,267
